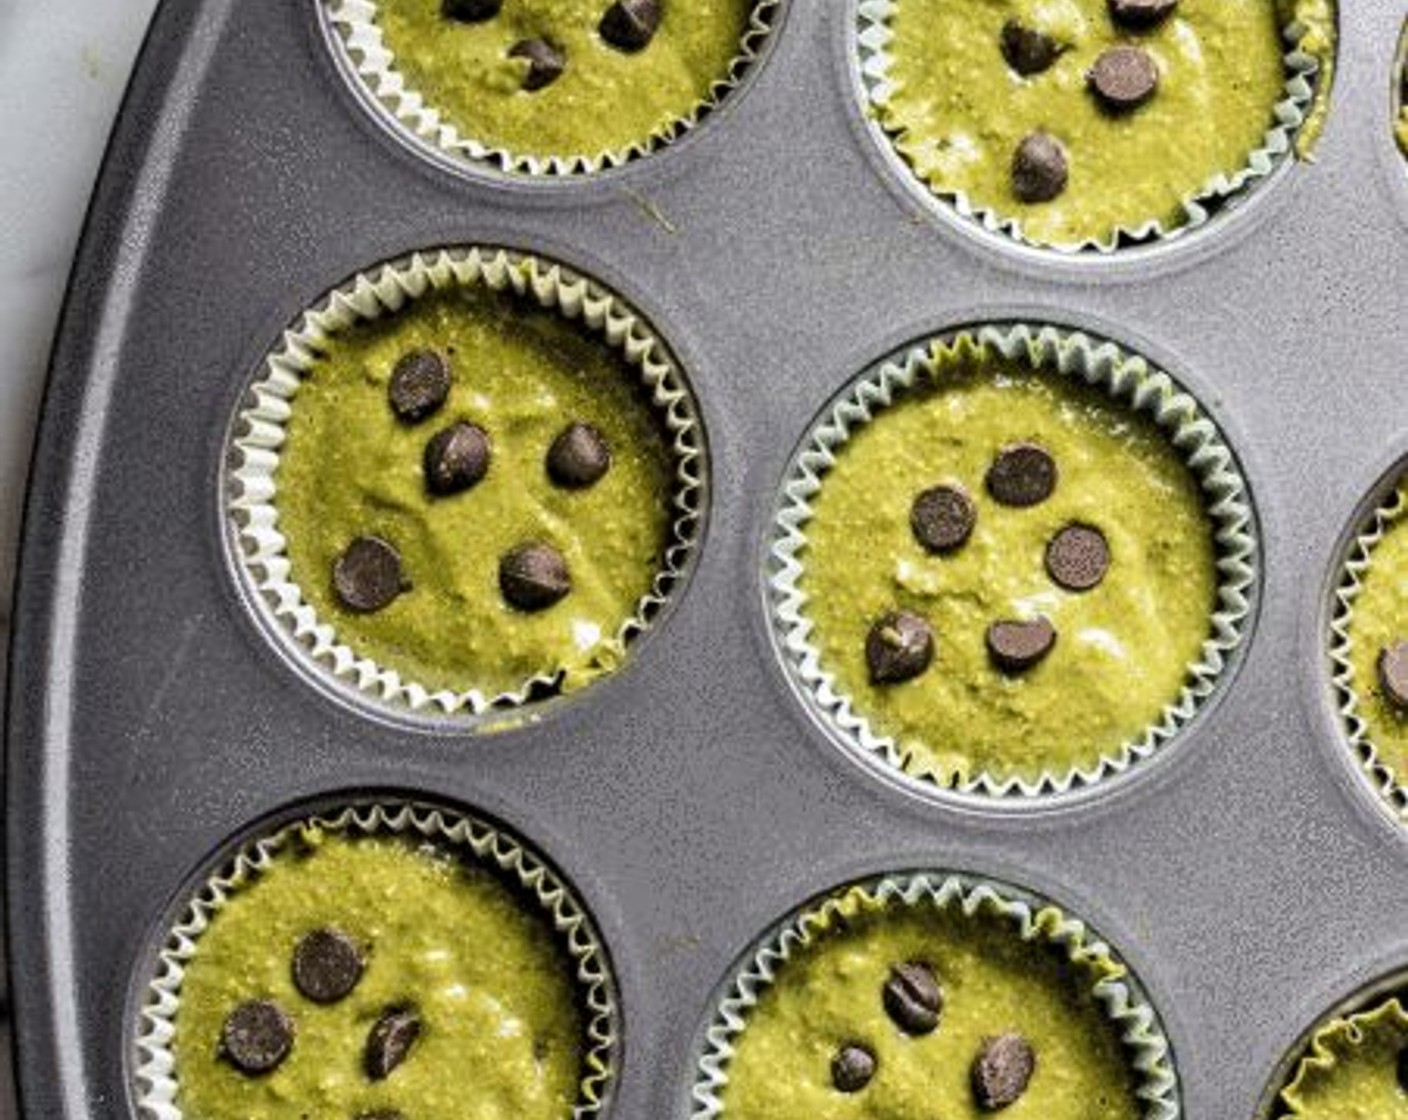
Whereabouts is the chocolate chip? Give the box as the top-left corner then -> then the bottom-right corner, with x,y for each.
388,350 -> 450,423
333,537 -> 406,613
355,1112 -> 405,1120
987,618 -> 1057,674
1089,46 -> 1159,111
866,611 -> 935,686
442,0 -> 501,20
883,961 -> 943,1035
292,928 -> 365,1004
365,1007 -> 421,1081
911,485 -> 977,554
1001,21 -> 1063,76
500,543 -> 571,611
986,443 -> 1058,507
972,1033 -> 1036,1110
547,421 -> 611,488
424,421 -> 491,496
221,999 -> 294,1075
1108,0 -> 1178,28
1045,524 -> 1110,592
1378,640 -> 1408,711
1011,133 -> 1068,204
509,39 -> 565,91
831,1043 -> 877,1093
600,0 -> 661,52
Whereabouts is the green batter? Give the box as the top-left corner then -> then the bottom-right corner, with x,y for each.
276,282 -> 674,700
173,829 -> 587,1120
718,888 -> 1142,1119
374,0 -> 754,162
874,0 -> 1291,247
1278,997 -> 1408,1117
798,341 -> 1217,789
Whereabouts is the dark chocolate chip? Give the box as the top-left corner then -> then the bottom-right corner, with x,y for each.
883,962 -> 943,1035
500,543 -> 571,611
442,0 -> 501,21
599,0 -> 662,52
547,421 -> 612,488
911,485 -> 977,554
986,617 -> 1057,674
1088,46 -> 1159,111
221,999 -> 294,1075
971,1033 -> 1036,1110
424,421 -> 491,496
1000,20 -> 1063,76
1045,524 -> 1111,592
333,537 -> 406,614
388,350 -> 450,423
1378,640 -> 1408,711
365,1007 -> 421,1081
866,611 -> 935,686
986,443 -> 1058,507
1107,0 -> 1178,28
831,1043 -> 877,1093
292,928 -> 365,1004
509,39 -> 565,91
1011,133 -> 1068,204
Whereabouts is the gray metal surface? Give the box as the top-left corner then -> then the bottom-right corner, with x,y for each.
4,1 -> 1408,1119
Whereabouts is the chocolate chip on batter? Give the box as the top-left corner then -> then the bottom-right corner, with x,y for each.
1377,640 -> 1408,711
547,421 -> 612,488
1000,20 -> 1064,77
333,536 -> 407,614
388,349 -> 451,423
1011,132 -> 1069,204
221,999 -> 294,1075
1088,46 -> 1159,111
442,0 -> 501,21
831,1043 -> 878,1093
292,928 -> 365,1005
500,542 -> 571,611
424,421 -> 491,496
911,484 -> 977,554
600,0 -> 662,52
866,611 -> 935,686
986,617 -> 1057,674
510,38 -> 566,91
365,1007 -> 422,1081
971,1033 -> 1036,1110
1045,524 -> 1111,592
883,961 -> 943,1036
355,1112 -> 405,1120
1107,0 -> 1178,29
986,443 -> 1057,507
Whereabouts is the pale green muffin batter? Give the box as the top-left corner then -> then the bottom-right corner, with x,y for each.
719,888 -> 1142,1119
375,0 -> 754,162
173,829 -> 587,1120
875,0 -> 1291,247
1278,998 -> 1408,1118
798,341 -> 1217,789
276,283 -> 674,700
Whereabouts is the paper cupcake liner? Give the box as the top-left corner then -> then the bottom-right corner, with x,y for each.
691,872 -> 1180,1119
324,0 -> 782,177
227,246 -> 704,718
767,322 -> 1258,800
132,799 -> 619,1120
855,1 -> 1321,253
1327,484 -> 1408,821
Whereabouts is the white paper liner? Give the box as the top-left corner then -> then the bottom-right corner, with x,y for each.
767,323 -> 1258,800
132,800 -> 619,1120
856,2 -> 1321,253
227,246 -> 704,718
691,872 -> 1180,1120
1328,486 -> 1408,821
324,0 -> 782,177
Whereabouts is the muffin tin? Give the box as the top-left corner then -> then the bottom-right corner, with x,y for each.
4,1 -> 1408,1118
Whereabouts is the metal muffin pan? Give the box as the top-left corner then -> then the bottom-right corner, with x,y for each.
4,1 -> 1408,1118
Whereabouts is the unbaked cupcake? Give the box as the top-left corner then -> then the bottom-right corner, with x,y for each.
1275,993 -> 1408,1116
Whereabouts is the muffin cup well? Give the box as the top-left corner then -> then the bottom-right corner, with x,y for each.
227,246 -> 705,720
855,1 -> 1321,253
323,0 -> 781,177
132,800 -> 618,1120
1271,988 -> 1408,1116
767,322 -> 1257,800
691,872 -> 1180,1119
